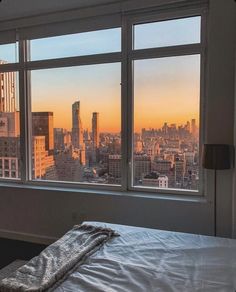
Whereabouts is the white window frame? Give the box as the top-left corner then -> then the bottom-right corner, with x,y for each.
124,8 -> 208,196
0,4 -> 208,196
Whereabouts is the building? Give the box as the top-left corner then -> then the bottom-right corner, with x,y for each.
92,112 -> 99,149
142,172 -> 168,188
32,112 -> 54,152
0,111 -> 20,179
0,65 -> 16,112
32,136 -> 56,180
108,154 -> 121,178
54,147 -> 83,182
174,158 -> 185,186
54,128 -> 65,151
153,159 -> 172,175
191,119 -> 197,137
0,137 -> 20,179
72,101 -> 83,148
0,111 -> 20,137
134,154 -> 151,181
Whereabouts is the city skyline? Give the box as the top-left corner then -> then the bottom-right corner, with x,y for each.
30,54 -> 200,132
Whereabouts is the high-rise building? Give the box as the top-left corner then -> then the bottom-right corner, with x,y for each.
54,128 -> 65,151
0,62 -> 16,113
72,101 -> 83,148
191,119 -> 197,137
108,154 -> 121,178
0,111 -> 20,137
153,159 -> 172,174
0,137 -> 20,179
0,65 -> 19,179
0,111 -> 20,179
32,112 -> 54,152
134,154 -> 151,181
54,146 -> 83,182
92,112 -> 99,149
32,136 -> 56,180
174,158 -> 185,186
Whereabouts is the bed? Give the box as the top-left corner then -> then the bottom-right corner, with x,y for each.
1,222 -> 236,291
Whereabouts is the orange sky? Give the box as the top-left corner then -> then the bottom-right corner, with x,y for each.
32,55 -> 200,133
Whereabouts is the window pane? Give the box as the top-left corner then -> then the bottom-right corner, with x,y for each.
134,16 -> 201,50
31,63 -> 121,185
133,55 -> 200,191
0,43 -> 18,63
31,28 -> 121,61
0,71 -> 20,179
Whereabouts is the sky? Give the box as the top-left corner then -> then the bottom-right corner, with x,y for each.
0,16 -> 201,133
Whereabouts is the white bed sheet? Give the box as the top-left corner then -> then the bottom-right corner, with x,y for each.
54,222 -> 236,292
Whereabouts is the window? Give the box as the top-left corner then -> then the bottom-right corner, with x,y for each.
133,55 -> 200,191
0,43 -> 19,63
30,28 -> 121,61
0,7 -> 206,195
30,63 -> 121,184
134,16 -> 201,49
131,15 -> 203,193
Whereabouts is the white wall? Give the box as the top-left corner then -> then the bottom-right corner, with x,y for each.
0,0 -> 235,244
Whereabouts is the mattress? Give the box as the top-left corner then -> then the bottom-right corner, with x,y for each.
54,222 -> 236,292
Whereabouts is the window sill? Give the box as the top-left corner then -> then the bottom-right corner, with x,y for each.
0,180 -> 208,204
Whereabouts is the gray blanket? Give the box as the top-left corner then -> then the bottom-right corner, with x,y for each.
0,224 -> 117,292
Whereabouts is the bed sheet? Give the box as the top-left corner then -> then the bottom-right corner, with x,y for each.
54,222 -> 236,292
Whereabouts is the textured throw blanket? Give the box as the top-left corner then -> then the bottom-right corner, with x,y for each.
0,224 -> 118,292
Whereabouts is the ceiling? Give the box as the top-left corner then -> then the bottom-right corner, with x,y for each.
0,0 -> 124,21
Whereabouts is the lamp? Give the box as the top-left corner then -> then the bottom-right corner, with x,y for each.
202,144 -> 234,236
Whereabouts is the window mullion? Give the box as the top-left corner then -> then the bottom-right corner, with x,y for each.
122,17 -> 133,191
19,40 -> 31,183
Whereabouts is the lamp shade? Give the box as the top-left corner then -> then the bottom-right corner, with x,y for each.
202,144 -> 233,170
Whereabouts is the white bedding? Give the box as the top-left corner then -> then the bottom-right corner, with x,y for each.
54,222 -> 236,292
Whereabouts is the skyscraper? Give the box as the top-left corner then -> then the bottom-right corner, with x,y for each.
0,62 -> 16,113
92,112 -> 99,149
72,101 -> 83,148
0,65 -> 19,179
191,119 -> 197,137
32,112 -> 54,152
71,101 -> 85,165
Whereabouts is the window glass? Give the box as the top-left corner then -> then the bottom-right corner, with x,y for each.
0,71 -> 20,179
134,16 -> 201,50
31,28 -> 121,61
31,63 -> 121,185
133,55 -> 200,191
0,43 -> 18,63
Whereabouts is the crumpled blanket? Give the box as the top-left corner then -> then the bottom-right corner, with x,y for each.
0,224 -> 118,292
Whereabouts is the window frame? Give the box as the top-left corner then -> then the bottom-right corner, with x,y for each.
0,5 -> 208,196
124,8 -> 207,196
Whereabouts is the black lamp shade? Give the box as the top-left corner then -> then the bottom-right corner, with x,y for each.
202,144 -> 233,170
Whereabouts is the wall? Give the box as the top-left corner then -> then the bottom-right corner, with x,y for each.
0,0 -> 235,244
206,0 -> 236,237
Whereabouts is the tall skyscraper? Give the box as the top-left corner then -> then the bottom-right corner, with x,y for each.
0,61 -> 16,113
92,112 -> 99,149
71,101 -> 85,165
191,119 -> 197,137
72,101 -> 83,148
32,112 -> 54,152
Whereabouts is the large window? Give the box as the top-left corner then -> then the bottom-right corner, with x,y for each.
31,64 -> 121,184
133,56 -> 200,191
0,8 -> 206,194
